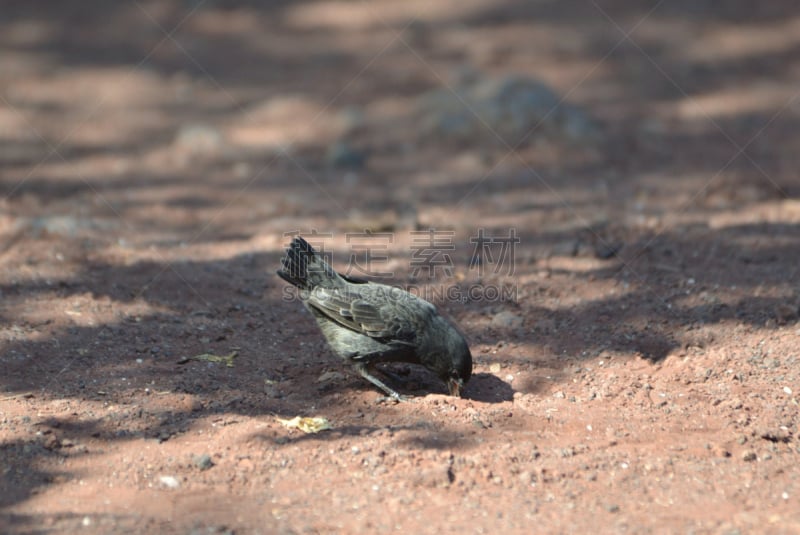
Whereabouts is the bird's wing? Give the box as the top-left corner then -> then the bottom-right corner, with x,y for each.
306,283 -> 429,344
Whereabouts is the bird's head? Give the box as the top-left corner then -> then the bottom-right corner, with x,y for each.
442,334 -> 472,398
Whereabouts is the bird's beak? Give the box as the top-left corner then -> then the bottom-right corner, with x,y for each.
447,378 -> 463,398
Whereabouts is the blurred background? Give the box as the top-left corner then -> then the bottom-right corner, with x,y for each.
2,0 -> 797,254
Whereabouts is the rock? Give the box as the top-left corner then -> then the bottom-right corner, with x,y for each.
492,311 -> 524,329
194,454 -> 214,471
174,123 -> 223,154
594,241 -> 623,259
417,74 -> 597,145
317,371 -> 345,383
325,141 -> 365,168
159,475 -> 181,489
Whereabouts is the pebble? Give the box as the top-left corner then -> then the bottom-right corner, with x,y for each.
491,311 -> 524,329
174,123 -> 223,154
325,141 -> 365,168
317,371 -> 345,383
741,451 -> 757,462
159,475 -> 180,489
194,454 -> 214,471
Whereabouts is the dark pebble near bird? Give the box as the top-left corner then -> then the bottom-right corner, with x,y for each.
277,236 -> 472,400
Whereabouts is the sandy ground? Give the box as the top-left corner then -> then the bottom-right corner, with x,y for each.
2,1 -> 800,533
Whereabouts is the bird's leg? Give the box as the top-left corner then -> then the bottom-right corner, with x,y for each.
376,366 -> 410,386
353,362 -> 406,401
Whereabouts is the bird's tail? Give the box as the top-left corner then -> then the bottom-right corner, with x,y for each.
277,236 -> 341,290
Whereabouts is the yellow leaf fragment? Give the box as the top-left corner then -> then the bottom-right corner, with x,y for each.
277,416 -> 332,434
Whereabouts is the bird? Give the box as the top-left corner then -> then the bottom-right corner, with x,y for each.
277,236 -> 472,400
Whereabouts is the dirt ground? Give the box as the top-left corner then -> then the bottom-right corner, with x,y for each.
2,1 -> 800,533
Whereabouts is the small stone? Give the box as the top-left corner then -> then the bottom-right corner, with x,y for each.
159,475 -> 180,489
489,363 -> 502,373
194,454 -> 214,471
174,124 -> 223,154
491,311 -> 524,329
742,451 -> 757,462
594,242 -> 622,259
317,371 -> 345,383
604,503 -> 620,513
326,141 -> 365,168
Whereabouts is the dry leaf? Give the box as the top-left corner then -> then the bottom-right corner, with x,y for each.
277,416 -> 332,434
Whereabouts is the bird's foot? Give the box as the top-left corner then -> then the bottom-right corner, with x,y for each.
374,393 -> 409,404
354,362 -> 410,402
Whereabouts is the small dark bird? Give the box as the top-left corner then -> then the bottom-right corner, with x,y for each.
277,236 -> 472,400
